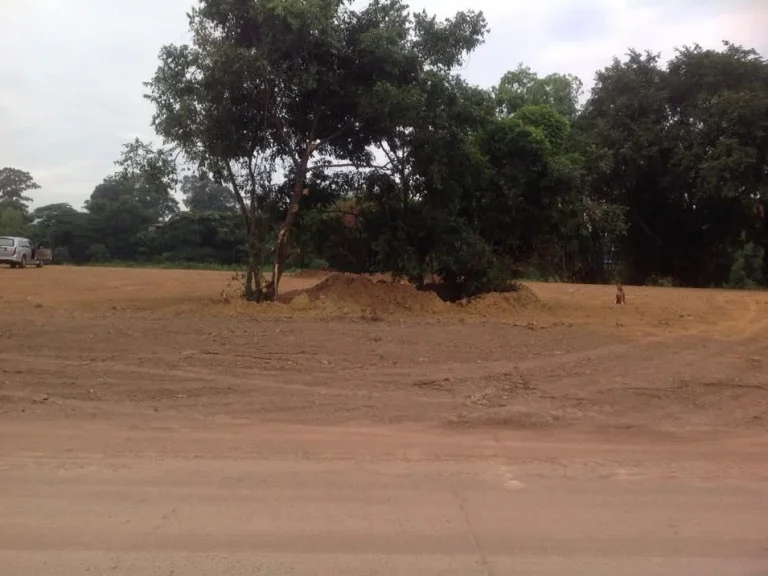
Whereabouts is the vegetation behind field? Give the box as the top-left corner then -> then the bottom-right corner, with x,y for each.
1,1 -> 766,295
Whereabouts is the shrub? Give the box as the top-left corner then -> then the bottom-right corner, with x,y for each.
647,275 -> 676,288
729,242 -> 764,289
86,243 -> 110,263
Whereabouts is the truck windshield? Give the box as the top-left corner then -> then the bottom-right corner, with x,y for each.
0,238 -> 14,247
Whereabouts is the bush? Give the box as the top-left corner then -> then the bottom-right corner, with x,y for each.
86,243 -> 111,263
431,226 -> 516,300
729,242 -> 764,289
51,246 -> 72,264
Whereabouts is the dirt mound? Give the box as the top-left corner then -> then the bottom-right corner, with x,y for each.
461,283 -> 542,315
287,273 -> 445,316
284,275 -> 542,318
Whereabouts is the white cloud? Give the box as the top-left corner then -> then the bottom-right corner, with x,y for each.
0,0 -> 765,208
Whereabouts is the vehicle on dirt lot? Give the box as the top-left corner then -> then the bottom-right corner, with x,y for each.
0,237 -> 52,268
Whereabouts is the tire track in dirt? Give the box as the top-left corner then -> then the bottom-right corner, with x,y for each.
0,353 -> 346,398
5,309 -> 757,411
324,332 -> 698,392
714,292 -> 768,341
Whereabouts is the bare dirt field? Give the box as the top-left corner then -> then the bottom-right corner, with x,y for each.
1,266 -> 767,574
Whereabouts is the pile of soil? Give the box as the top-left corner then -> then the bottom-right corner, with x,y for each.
286,273 -> 446,316
461,283 -> 542,316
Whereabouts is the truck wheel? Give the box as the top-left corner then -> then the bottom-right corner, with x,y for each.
19,256 -> 26,269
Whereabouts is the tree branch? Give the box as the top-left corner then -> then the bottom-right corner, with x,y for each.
225,161 -> 250,230
632,214 -> 663,245
380,140 -> 399,170
273,115 -> 300,169
246,153 -> 258,206
316,119 -> 354,149
310,159 -> 392,171
308,92 -> 323,147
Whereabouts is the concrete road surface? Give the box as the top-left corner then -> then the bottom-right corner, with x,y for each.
1,423 -> 767,575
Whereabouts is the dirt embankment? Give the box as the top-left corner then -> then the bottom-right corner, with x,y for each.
282,272 -> 543,318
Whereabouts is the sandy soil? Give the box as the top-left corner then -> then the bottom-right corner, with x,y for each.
1,266 -> 767,574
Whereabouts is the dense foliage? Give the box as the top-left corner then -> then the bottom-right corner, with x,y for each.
3,1 -> 767,296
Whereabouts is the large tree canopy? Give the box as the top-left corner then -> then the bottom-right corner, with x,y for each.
21,23 -> 768,294
146,0 -> 487,299
113,138 -> 180,221
577,42 -> 768,285
0,167 -> 40,212
181,175 -> 236,213
494,64 -> 583,121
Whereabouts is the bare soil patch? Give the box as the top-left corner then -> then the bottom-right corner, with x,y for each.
2,265 -> 767,575
0,265 -> 766,438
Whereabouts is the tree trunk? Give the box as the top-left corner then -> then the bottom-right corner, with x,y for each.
265,145 -> 314,301
243,229 -> 263,301
266,180 -> 307,300
245,267 -> 255,300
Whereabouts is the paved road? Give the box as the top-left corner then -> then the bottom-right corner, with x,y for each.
1,423 -> 767,575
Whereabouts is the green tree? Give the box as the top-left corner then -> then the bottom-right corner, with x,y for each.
31,202 -> 79,242
666,42 -> 768,284
85,177 -> 156,261
0,167 -> 40,212
0,206 -> 32,237
86,243 -> 111,263
494,64 -> 583,121
31,202 -> 79,223
475,108 -> 567,268
114,139 -> 180,221
577,50 -> 675,284
578,43 -> 768,286
157,211 -> 245,264
29,203 -> 94,262
729,241 -> 765,288
181,175 -> 236,213
356,73 -> 494,286
146,0 -> 486,300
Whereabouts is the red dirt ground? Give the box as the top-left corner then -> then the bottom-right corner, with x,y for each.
1,266 -> 767,574
2,266 -> 766,433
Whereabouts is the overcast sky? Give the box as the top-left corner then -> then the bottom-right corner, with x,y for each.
1,0 -> 765,209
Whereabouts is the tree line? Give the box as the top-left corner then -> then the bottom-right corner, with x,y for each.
2,0 -> 766,298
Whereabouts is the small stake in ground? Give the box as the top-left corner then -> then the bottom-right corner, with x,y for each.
616,284 -> 626,305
